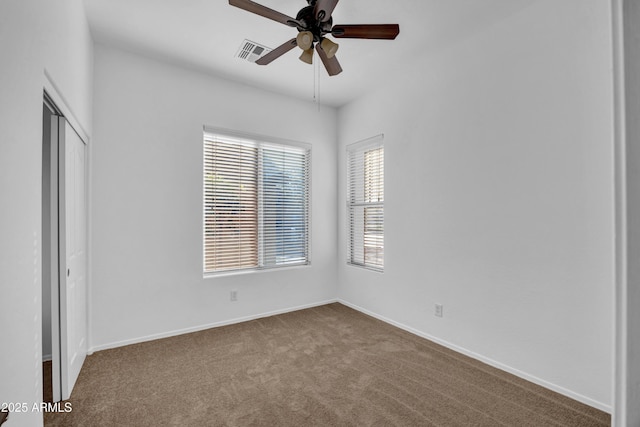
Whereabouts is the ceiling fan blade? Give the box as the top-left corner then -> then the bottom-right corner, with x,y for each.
314,0 -> 339,23
316,42 -> 342,76
255,38 -> 298,65
332,24 -> 400,39
229,0 -> 297,26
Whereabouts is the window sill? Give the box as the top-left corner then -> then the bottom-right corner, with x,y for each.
203,262 -> 311,279
347,262 -> 384,273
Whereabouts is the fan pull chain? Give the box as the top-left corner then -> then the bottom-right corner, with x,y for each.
313,56 -> 317,103
312,55 -> 320,112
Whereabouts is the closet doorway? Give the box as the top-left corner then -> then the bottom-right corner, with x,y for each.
42,92 -> 88,403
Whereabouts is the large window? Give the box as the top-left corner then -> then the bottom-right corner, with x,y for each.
204,129 -> 310,274
347,135 -> 384,271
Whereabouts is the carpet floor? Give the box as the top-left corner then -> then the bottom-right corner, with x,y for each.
44,303 -> 610,426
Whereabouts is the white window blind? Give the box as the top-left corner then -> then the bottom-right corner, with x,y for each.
347,135 -> 384,271
204,130 -> 310,274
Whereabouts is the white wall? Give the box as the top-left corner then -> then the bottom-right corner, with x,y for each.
90,45 -> 338,350
0,0 -> 93,425
337,0 -> 614,410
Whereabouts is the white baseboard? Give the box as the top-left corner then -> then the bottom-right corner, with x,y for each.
338,299 -> 612,414
42,354 -> 52,362
88,299 -> 338,353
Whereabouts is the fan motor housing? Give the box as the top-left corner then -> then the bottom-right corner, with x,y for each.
295,5 -> 332,42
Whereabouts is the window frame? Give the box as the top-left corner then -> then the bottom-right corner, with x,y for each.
346,134 -> 384,272
203,127 -> 311,276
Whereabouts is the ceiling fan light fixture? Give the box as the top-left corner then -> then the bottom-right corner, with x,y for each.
299,48 -> 314,64
320,38 -> 339,58
296,31 -> 314,51
228,0 -> 399,76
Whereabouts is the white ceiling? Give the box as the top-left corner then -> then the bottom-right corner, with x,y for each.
83,0 -> 536,107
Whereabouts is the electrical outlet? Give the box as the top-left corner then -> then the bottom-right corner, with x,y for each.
435,304 -> 443,318
230,290 -> 238,302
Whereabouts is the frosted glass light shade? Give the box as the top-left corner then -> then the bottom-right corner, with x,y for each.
299,48 -> 314,64
320,38 -> 339,58
296,31 -> 314,51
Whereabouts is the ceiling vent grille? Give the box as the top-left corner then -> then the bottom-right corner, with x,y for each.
236,40 -> 271,63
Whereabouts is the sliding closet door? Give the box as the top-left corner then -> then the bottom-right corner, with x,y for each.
57,117 -> 88,400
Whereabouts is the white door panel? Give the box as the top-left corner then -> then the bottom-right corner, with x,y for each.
58,117 -> 87,400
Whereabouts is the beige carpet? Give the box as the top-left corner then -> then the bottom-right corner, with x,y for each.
44,303 -> 610,426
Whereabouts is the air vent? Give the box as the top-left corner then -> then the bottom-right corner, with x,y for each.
235,40 -> 271,63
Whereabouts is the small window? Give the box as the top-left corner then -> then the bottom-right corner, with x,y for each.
347,135 -> 384,271
203,129 -> 310,274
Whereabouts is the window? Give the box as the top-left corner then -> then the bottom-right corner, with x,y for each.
204,129 -> 310,274
347,135 -> 384,271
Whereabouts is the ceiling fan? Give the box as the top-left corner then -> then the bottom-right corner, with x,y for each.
229,0 -> 400,76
